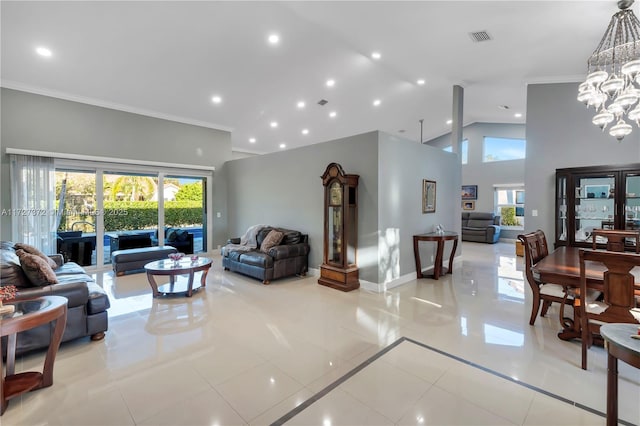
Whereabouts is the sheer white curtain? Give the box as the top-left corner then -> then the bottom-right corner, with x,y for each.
10,154 -> 57,252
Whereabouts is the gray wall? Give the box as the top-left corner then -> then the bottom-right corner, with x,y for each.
427,122 -> 525,239
525,82 -> 640,240
0,88 -> 232,245
226,131 -> 379,283
226,130 -> 462,287
378,132 -> 460,284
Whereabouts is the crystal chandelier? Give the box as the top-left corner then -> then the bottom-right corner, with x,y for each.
577,0 -> 640,141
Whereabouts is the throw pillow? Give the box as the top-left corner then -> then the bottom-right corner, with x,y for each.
16,249 -> 59,287
260,230 -> 284,253
15,242 -> 58,270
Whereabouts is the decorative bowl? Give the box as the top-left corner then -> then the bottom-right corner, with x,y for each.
190,255 -> 199,262
168,252 -> 184,264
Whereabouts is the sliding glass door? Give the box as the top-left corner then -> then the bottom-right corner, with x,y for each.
54,163 -> 210,269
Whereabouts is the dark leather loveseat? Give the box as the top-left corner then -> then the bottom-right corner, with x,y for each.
222,227 -> 309,284
461,212 -> 501,243
1,241 -> 110,355
151,227 -> 194,254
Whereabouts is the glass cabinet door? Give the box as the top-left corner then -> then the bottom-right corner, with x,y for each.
574,174 -> 615,243
557,174 -> 567,242
624,173 -> 640,230
327,181 -> 343,264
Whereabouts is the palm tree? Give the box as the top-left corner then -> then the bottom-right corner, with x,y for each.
110,175 -> 157,201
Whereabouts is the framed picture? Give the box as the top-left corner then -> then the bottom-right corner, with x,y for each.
462,201 -> 475,210
461,185 -> 478,200
422,179 -> 436,213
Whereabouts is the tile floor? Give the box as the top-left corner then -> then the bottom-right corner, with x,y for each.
2,241 -> 639,425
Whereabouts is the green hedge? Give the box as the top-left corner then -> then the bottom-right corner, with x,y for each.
57,200 -> 203,231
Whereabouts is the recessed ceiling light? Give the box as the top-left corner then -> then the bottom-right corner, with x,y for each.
279,143 -> 286,149
249,138 -> 256,143
417,79 -> 426,85
270,121 -> 278,128
302,129 -> 309,135
514,113 -> 523,118
446,119 -> 453,125
373,99 -> 381,107
326,79 -> 335,87
211,95 -> 222,104
371,51 -> 381,60
268,34 -> 280,44
329,111 -> 337,118
297,101 -> 305,109
36,46 -> 52,57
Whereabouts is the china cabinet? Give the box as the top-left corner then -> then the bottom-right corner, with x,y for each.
555,164 -> 640,250
318,163 -> 360,291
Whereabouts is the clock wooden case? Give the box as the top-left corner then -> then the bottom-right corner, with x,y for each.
318,163 -> 360,291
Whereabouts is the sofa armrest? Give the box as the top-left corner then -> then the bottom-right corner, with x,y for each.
269,243 -> 310,260
48,254 -> 64,268
228,237 -> 241,244
15,281 -> 89,308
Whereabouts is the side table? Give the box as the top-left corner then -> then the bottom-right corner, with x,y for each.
413,232 -> 459,280
600,323 -> 640,426
0,295 -> 67,415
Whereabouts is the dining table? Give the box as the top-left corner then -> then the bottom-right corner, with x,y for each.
531,246 -> 640,340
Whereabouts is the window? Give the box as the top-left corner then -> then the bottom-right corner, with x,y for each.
442,139 -> 468,164
483,137 -> 525,162
495,186 -> 525,229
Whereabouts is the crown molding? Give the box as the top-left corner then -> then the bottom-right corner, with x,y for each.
1,80 -> 234,132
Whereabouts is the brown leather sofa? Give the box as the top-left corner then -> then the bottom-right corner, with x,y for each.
221,227 -> 309,284
1,241 -> 110,355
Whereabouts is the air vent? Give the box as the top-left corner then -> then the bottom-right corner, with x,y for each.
317,99 -> 328,106
469,31 -> 492,42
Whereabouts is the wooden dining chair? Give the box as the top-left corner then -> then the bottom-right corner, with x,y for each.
591,229 -> 640,253
578,249 -> 640,370
518,230 -> 573,325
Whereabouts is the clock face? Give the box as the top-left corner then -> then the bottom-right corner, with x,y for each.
330,182 -> 342,205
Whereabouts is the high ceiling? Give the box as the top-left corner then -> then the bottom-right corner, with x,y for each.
0,1 -> 625,154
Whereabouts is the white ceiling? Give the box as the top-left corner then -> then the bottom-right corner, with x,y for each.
0,1 -> 627,154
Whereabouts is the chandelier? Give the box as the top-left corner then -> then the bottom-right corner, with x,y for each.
577,0 -> 640,141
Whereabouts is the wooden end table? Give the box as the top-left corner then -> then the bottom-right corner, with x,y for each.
413,232 -> 459,280
600,324 -> 640,426
144,257 -> 212,297
0,295 -> 68,415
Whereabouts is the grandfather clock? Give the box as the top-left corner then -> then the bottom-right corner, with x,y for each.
318,163 -> 360,291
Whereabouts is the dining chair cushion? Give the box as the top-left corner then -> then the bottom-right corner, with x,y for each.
587,302 -> 640,321
539,283 -> 572,299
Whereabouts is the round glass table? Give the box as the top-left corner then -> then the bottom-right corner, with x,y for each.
144,257 -> 212,297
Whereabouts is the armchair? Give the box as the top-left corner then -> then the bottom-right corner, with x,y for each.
461,212 -> 501,243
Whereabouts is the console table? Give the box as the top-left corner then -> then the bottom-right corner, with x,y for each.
600,324 -> 640,426
413,232 -> 458,280
0,296 -> 67,414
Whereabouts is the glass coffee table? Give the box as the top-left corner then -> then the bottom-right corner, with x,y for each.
144,257 -> 212,297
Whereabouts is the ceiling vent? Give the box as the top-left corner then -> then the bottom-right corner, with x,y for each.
317,99 -> 328,106
469,31 -> 492,42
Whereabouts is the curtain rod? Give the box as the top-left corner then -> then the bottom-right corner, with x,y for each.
5,148 -> 215,172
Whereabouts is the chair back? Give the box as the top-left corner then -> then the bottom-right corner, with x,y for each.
591,229 -> 640,253
518,230 -> 549,289
579,248 -> 640,368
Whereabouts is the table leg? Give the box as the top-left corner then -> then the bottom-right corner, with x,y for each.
200,266 -> 210,288
6,334 -> 16,376
40,306 -> 67,389
413,237 -> 424,278
146,272 -> 160,297
433,240 -> 444,280
186,271 -> 195,297
606,351 -> 618,426
447,238 -> 458,275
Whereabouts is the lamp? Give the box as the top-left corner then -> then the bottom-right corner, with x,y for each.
578,0 -> 640,141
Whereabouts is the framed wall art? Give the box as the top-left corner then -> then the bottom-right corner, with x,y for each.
462,201 -> 475,210
422,179 -> 436,213
461,185 -> 477,200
